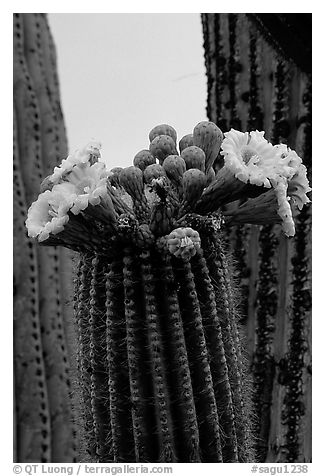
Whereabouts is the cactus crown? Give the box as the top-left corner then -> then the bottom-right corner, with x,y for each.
25,121 -> 311,255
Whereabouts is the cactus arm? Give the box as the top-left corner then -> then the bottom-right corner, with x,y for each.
19,13 -> 76,462
13,13 -> 43,204
22,14 -> 57,176
14,106 -> 52,463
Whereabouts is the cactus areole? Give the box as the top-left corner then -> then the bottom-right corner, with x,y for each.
26,121 -> 311,463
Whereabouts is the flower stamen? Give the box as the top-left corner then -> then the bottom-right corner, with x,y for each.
240,146 -> 258,164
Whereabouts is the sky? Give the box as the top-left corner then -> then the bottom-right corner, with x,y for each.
48,13 -> 208,169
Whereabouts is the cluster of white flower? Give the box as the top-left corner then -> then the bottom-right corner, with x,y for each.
25,123 -> 311,247
26,141 -> 109,242
213,129 -> 311,236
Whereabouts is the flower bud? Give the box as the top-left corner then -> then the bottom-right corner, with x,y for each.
133,150 -> 156,171
143,164 -> 167,184
149,135 -> 178,164
181,146 -> 206,172
163,155 -> 186,187
108,167 -> 123,187
193,121 -> 223,173
179,134 -> 194,153
149,124 -> 177,144
119,166 -> 144,201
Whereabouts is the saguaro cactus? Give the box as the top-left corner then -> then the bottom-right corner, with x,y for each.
13,13 -> 77,462
26,121 -> 310,463
201,13 -> 312,462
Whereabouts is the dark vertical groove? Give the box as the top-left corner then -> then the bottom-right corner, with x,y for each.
106,257 -> 134,462
213,14 -> 223,126
201,13 -> 212,121
191,249 -> 239,462
228,13 -> 240,129
272,61 -> 289,144
154,251 -> 201,462
247,26 -> 263,131
252,226 -> 278,461
123,248 -> 157,462
173,258 -> 223,462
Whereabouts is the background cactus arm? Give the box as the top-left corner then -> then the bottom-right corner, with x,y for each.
13,13 -> 77,462
201,13 -> 312,462
14,104 -> 52,463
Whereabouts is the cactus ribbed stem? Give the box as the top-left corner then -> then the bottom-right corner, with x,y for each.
203,232 -> 251,462
174,259 -> 223,462
14,12 -> 78,462
282,79 -> 311,462
88,254 -> 111,462
192,249 -> 239,462
123,249 -> 155,462
23,14 -> 57,178
75,253 -> 96,457
13,13 -> 43,204
214,234 -> 246,378
88,255 -> 101,460
14,107 -> 52,463
140,250 -> 176,462
155,251 -> 201,462
106,257 -> 134,462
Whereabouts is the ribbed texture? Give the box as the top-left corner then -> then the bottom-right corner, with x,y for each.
72,233 -> 254,462
201,13 -> 312,463
13,13 -> 77,462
